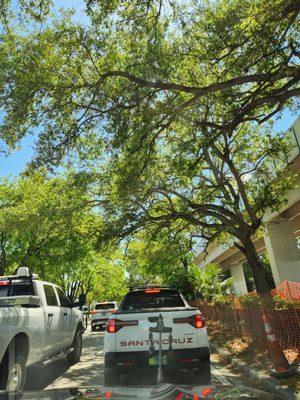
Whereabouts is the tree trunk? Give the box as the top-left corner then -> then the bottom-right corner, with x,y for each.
240,237 -> 270,294
0,264 -> 5,276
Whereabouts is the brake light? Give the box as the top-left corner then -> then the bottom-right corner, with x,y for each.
194,313 -> 205,328
144,288 -> 161,293
173,314 -> 205,329
106,318 -> 138,333
90,310 -> 98,314
106,319 -> 117,333
0,280 -> 10,286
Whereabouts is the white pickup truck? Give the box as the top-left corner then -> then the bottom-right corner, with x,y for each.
0,268 -> 85,391
104,286 -> 210,386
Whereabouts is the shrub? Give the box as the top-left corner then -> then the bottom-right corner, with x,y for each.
237,293 -> 300,310
273,295 -> 300,310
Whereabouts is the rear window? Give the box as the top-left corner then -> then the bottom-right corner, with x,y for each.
95,303 -> 116,310
121,289 -> 185,311
0,279 -> 35,297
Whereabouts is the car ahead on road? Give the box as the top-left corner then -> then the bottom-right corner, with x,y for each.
103,286 -> 210,386
91,301 -> 118,331
0,267 -> 85,391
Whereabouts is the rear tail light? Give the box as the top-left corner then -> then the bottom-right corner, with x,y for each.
194,313 -> 205,328
173,313 -> 205,329
106,318 -> 138,333
90,310 -> 98,314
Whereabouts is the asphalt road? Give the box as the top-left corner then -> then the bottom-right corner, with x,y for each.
25,327 -> 248,391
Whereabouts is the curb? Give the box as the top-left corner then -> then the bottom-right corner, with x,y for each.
210,343 -> 299,400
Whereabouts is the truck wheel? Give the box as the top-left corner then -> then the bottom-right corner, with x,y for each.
0,351 -> 26,391
67,329 -> 83,365
194,362 -> 211,385
104,367 -> 121,386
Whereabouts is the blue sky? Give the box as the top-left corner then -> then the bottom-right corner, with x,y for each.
0,109 -> 298,178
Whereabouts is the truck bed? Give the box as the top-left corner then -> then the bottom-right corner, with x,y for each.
0,295 -> 40,307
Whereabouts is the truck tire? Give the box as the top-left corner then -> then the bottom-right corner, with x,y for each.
104,367 -> 121,386
0,350 -> 26,391
67,329 -> 83,365
194,362 -> 211,385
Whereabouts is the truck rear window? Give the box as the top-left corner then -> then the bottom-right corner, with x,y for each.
0,279 -> 35,297
95,303 -> 116,310
121,289 -> 185,311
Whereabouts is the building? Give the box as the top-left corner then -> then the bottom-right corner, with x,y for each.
194,117 -> 300,294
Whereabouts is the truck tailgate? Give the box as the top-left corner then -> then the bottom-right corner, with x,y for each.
114,309 -> 200,352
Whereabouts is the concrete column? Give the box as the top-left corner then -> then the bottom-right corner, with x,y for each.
230,263 -> 248,294
264,220 -> 300,286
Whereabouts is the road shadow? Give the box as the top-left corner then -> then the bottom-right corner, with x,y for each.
25,331 -> 244,391
25,330 -> 105,390
25,359 -> 70,390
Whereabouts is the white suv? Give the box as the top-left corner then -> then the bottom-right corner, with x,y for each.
91,301 -> 118,331
103,287 -> 210,385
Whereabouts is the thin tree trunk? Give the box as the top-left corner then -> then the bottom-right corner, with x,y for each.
240,237 -> 270,294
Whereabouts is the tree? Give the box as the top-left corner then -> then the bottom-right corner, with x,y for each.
0,171 -> 98,277
0,1 -> 299,292
0,171 -> 128,302
190,263 -> 233,302
0,0 -> 298,166
62,251 -> 128,304
123,229 -> 196,298
98,123 -> 295,293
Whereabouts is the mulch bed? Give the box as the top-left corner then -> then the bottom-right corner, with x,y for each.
206,320 -> 300,393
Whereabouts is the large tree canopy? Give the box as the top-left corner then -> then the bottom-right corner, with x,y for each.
0,171 -> 97,277
0,0 -> 299,294
97,122 -> 295,293
0,171 -> 128,301
0,0 -> 299,165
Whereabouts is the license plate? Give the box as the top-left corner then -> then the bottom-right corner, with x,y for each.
149,355 -> 167,366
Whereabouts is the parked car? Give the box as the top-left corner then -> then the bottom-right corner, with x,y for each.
0,267 -> 85,391
103,286 -> 210,385
91,301 -> 118,331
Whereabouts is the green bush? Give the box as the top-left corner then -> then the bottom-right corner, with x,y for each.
238,294 -> 261,308
237,293 -> 300,310
211,294 -> 232,307
273,295 -> 300,310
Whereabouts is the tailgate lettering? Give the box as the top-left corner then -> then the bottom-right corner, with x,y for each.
119,338 -> 193,347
